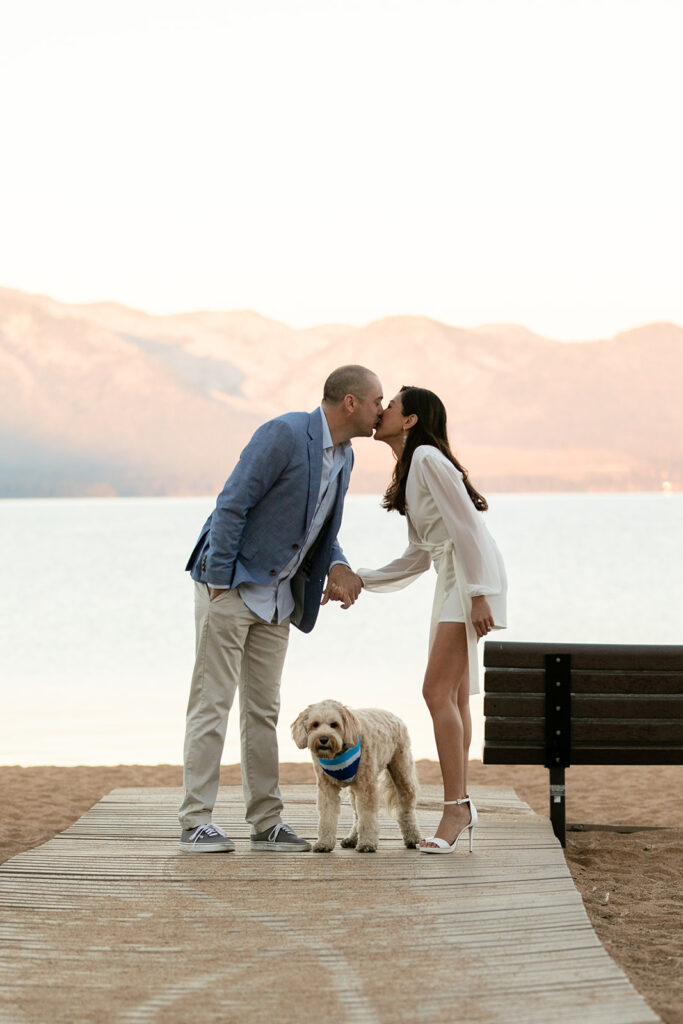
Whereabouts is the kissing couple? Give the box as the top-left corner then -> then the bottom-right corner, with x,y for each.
178,364 -> 507,854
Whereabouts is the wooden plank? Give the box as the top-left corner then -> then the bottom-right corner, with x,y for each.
484,668 -> 683,694
484,640 -> 683,672
485,717 -> 683,744
484,694 -> 683,718
483,742 -> 683,765
0,785 -> 660,1024
567,823 -> 672,834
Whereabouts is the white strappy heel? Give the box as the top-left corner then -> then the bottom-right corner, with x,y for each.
419,795 -> 478,854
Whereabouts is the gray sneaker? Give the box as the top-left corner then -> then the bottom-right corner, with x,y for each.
250,823 -> 311,852
180,823 -> 235,853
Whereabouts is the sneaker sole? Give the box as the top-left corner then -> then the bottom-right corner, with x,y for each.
250,841 -> 311,853
179,842 -> 235,853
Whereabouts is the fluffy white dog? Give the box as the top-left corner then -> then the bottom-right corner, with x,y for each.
291,699 -> 421,853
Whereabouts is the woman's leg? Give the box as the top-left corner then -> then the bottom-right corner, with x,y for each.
457,670 -> 472,789
421,621 -> 472,845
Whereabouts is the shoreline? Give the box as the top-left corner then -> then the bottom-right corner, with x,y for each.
1,489 -> 681,501
5,760 -> 682,1024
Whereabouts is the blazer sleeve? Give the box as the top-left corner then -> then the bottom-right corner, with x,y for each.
325,447 -> 354,571
329,539 -> 350,569
417,450 -> 502,597
205,419 -> 296,586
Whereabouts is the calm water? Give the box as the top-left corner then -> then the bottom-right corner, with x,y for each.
1,493 -> 681,765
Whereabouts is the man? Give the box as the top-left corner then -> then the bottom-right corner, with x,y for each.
179,365 -> 384,853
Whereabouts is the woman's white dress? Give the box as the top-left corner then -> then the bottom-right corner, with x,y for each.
357,445 -> 507,695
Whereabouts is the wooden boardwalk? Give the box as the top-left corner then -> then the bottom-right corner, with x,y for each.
0,785 -> 659,1023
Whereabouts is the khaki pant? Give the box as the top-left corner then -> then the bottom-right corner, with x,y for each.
179,584 -> 290,832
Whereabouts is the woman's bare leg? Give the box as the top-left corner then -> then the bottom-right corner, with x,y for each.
421,622 -> 472,846
457,672 -> 472,783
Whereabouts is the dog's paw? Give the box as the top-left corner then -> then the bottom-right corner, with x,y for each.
312,842 -> 334,853
340,837 -> 358,849
355,843 -> 377,853
404,839 -> 420,849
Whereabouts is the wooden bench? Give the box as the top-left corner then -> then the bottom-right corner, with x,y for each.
482,641 -> 683,846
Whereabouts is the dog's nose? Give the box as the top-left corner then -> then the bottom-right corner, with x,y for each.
318,736 -> 329,746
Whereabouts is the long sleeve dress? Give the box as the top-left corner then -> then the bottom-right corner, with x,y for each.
357,445 -> 507,694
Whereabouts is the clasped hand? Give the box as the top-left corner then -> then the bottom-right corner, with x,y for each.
321,564 -> 363,610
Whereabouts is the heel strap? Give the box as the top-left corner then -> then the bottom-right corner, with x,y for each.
443,797 -> 470,806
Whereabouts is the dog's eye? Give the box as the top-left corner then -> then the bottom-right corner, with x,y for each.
311,721 -> 319,728
330,722 -> 339,729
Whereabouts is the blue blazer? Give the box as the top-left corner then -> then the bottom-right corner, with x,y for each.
186,409 -> 353,633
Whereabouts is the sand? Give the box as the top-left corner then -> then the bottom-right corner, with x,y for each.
2,760 -> 682,1024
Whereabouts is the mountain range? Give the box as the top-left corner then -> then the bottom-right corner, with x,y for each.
0,286 -> 681,496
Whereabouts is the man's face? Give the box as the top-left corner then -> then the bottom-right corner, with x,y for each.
350,378 -> 384,437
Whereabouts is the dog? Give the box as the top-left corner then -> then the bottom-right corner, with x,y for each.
291,699 -> 421,853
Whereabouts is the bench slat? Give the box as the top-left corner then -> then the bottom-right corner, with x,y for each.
484,668 -> 683,695
482,743 -> 683,766
486,717 -> 683,743
484,641 -> 683,671
484,695 -> 683,719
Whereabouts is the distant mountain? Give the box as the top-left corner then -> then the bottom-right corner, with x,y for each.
0,286 -> 681,496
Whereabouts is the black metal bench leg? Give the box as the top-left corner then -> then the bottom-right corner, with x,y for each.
549,767 -> 566,847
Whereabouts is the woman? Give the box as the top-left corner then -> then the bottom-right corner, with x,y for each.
357,386 -> 507,854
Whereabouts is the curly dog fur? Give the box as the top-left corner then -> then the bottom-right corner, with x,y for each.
291,700 -> 422,853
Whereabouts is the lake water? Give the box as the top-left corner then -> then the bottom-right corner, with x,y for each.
1,493 -> 681,766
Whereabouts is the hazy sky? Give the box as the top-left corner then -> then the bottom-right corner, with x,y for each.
1,0 -> 681,339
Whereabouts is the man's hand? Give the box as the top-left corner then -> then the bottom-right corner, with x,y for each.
209,587 -> 227,601
321,564 -> 363,609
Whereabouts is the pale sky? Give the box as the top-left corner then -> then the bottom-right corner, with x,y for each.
1,0 -> 681,340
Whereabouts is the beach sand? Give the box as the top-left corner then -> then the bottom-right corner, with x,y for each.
2,760 -> 681,1024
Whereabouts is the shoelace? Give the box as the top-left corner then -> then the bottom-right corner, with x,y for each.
191,824 -> 226,845
267,823 -> 295,842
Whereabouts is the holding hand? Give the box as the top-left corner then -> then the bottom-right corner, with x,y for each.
471,595 -> 495,639
321,564 -> 363,609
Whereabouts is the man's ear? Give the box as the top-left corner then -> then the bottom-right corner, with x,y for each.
340,705 -> 361,748
291,709 -> 310,749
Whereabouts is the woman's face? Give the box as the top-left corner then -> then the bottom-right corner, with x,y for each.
373,392 -> 407,442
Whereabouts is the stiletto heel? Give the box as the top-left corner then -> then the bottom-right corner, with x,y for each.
419,795 -> 478,854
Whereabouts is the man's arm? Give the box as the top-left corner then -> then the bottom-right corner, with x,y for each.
205,419 -> 296,588
320,450 -> 362,608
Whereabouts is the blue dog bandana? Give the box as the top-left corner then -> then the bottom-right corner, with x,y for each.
318,735 -> 362,782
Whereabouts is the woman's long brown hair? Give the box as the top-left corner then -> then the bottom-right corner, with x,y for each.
382,386 -> 488,515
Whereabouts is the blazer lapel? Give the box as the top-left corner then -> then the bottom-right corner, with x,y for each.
305,410 -> 323,530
